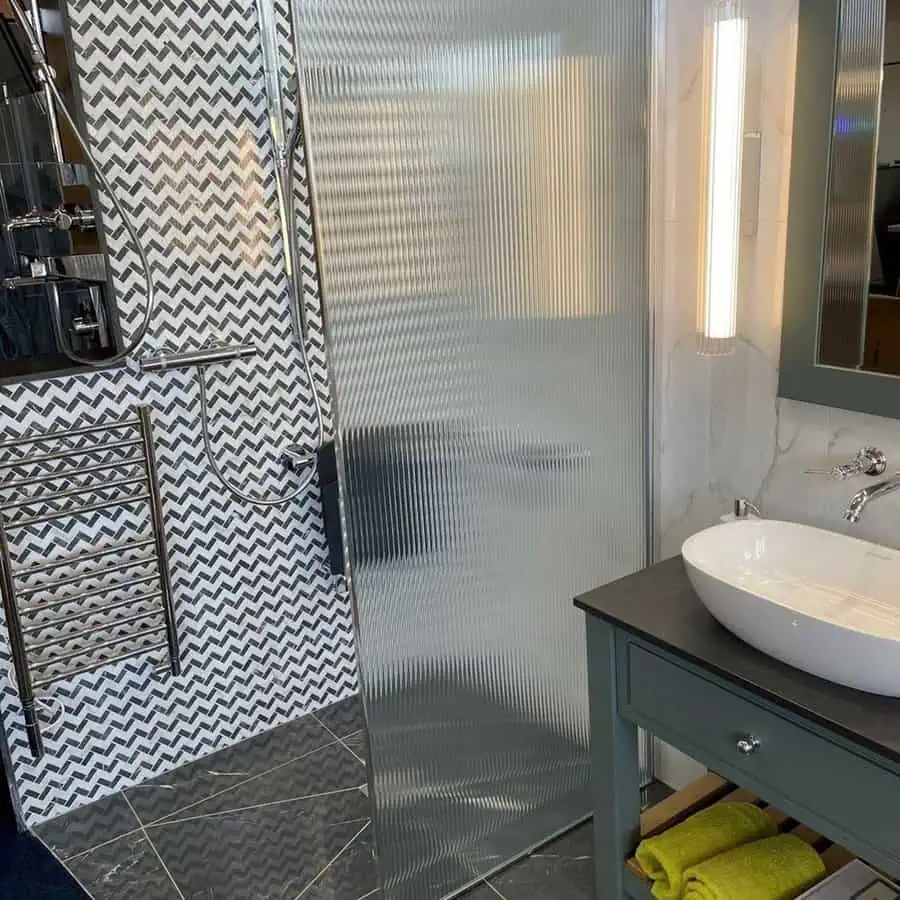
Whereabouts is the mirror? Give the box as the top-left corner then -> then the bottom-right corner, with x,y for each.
0,0 -> 120,381
819,0 -> 900,375
780,0 -> 900,417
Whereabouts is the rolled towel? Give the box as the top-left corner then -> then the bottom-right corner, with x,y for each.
636,802 -> 776,900
683,834 -> 826,900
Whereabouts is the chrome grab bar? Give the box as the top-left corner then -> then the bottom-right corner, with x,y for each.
139,343 -> 258,373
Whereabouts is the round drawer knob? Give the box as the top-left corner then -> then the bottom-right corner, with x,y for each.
736,734 -> 761,756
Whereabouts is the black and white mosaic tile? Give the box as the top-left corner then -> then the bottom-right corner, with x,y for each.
0,0 -> 356,827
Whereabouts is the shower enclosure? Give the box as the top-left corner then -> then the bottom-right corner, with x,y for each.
296,1 -> 650,897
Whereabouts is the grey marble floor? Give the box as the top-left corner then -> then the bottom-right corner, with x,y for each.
33,696 -> 661,899
35,696 -> 374,900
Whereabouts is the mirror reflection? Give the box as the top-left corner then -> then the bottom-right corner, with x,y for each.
820,0 -> 900,376
0,0 -> 119,381
865,1 -> 900,374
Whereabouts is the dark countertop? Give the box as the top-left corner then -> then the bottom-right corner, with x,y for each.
575,556 -> 900,769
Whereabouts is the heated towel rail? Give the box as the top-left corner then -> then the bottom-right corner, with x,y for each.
0,407 -> 181,759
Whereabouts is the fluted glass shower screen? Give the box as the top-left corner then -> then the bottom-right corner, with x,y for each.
296,1 -> 649,897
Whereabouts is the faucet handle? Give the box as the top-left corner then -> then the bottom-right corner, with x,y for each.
805,447 -> 887,480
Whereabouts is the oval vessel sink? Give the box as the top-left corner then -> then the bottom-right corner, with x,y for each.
683,519 -> 900,696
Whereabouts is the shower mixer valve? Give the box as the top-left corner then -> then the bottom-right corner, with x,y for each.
4,206 -> 97,233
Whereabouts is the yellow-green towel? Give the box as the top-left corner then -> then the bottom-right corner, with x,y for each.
683,834 -> 826,900
636,802 -> 776,900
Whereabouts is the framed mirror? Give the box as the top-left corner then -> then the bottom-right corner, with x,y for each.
780,0 -> 900,417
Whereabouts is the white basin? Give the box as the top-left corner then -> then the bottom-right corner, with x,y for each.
682,519 -> 900,696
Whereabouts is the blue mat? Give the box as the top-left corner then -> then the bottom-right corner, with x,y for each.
0,774 -> 86,899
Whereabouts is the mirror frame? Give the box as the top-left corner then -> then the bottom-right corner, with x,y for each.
778,0 -> 900,417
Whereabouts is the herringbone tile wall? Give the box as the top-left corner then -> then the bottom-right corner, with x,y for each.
0,0 -> 358,825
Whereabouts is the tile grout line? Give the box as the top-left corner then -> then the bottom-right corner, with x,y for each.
313,715 -> 366,766
55,820 -> 147,863
123,793 -> 187,900
146,788 -> 369,829
292,819 -> 371,900
138,729 -> 351,827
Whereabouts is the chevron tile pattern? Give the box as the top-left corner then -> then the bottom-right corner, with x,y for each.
0,0 -> 357,825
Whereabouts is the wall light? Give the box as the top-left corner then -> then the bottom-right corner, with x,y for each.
698,4 -> 748,356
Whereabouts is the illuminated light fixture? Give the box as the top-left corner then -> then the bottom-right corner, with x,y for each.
698,4 -> 748,356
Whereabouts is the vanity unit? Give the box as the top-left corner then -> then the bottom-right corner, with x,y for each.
576,558 -> 900,899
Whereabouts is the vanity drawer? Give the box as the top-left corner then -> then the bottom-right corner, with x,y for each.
622,641 -> 900,868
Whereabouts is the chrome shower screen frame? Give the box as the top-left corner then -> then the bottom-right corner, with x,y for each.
295,2 -> 651,897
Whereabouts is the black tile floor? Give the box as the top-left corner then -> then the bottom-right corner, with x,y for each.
32,696 -> 666,899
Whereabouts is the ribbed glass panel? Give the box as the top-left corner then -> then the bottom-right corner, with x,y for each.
819,0 -> 885,368
295,1 -> 648,897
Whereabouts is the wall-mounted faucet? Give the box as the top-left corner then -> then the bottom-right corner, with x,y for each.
844,474 -> 900,524
734,497 -> 761,519
805,447 -> 887,480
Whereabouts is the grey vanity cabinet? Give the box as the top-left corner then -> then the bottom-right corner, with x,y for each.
576,557 -> 900,900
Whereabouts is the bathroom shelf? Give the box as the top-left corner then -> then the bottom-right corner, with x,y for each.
0,407 -> 181,760
623,772 -> 857,899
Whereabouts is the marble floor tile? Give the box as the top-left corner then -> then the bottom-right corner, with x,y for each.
486,823 -> 593,900
125,715 -> 334,825
35,792 -> 139,860
296,821 -> 378,900
147,786 -> 372,899
316,696 -> 365,739
342,731 -> 367,764
158,739 -> 366,822
65,831 -> 182,900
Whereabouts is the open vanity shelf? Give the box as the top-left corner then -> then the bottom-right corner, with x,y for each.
624,773 -> 857,899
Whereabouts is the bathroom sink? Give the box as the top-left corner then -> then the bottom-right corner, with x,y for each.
682,520 -> 900,696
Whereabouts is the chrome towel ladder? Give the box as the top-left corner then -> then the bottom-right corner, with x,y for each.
0,407 -> 181,759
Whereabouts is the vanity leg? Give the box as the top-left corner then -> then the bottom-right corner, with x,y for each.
587,616 -> 641,899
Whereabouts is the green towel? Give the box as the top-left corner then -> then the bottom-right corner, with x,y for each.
683,834 -> 826,900
636,802 -> 776,900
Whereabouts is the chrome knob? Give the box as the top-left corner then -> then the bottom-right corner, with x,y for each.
736,734 -> 761,756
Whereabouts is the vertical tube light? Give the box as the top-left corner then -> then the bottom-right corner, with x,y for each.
699,4 -> 748,355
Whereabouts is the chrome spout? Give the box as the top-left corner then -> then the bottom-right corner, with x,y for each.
734,497 -> 761,519
843,473 -> 900,523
